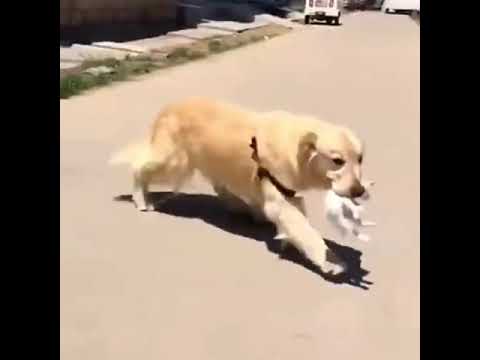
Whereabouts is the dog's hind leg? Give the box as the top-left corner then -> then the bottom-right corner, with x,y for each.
153,170 -> 194,209
132,169 -> 153,212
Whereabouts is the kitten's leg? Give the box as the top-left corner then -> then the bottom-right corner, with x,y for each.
337,216 -> 357,238
354,229 -> 371,242
350,206 -> 375,228
351,204 -> 364,221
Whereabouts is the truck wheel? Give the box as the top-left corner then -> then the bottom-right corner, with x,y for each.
326,18 -> 333,25
305,15 -> 311,24
334,16 -> 340,25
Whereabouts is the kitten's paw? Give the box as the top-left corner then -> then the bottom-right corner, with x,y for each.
357,233 -> 370,242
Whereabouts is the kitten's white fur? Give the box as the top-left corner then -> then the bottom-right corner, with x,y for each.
325,181 -> 376,242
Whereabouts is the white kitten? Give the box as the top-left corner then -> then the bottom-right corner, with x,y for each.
325,181 -> 376,242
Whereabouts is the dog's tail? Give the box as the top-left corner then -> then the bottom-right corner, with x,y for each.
109,141 -> 153,170
108,135 -> 191,184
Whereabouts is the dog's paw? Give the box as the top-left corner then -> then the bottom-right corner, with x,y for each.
322,261 -> 348,276
323,250 -> 348,276
274,232 -> 288,240
136,203 -> 155,212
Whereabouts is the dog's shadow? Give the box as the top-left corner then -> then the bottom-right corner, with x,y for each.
115,191 -> 373,290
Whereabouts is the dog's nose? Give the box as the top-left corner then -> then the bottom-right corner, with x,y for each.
350,184 -> 365,198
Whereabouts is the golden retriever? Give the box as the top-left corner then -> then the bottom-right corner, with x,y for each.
110,98 -> 365,275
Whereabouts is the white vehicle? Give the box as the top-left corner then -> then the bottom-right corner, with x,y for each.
304,0 -> 341,25
382,0 -> 420,14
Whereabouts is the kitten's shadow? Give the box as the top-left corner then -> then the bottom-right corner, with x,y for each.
115,191 -> 373,290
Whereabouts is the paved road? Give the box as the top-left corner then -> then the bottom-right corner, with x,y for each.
61,12 -> 419,360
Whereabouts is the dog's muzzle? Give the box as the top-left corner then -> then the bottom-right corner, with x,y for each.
349,182 -> 365,198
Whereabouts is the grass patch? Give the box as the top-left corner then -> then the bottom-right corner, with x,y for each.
166,46 -> 209,63
60,57 -> 159,99
60,24 -> 291,99
208,39 -> 228,53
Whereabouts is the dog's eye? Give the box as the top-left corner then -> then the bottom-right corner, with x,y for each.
332,158 -> 345,166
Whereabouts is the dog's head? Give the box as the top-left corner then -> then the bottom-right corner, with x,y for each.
299,127 -> 365,199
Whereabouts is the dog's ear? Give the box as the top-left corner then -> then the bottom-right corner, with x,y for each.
298,132 -> 318,164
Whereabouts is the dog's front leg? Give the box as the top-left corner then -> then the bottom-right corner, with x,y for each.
274,196 -> 306,241
214,184 -> 258,217
288,196 -> 307,216
259,180 -> 347,276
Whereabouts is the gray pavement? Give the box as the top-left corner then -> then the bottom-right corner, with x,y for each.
61,12 -> 419,360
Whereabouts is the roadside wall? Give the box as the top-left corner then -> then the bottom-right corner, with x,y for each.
60,0 -> 177,26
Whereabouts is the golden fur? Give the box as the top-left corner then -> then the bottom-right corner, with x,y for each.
110,98 -> 365,275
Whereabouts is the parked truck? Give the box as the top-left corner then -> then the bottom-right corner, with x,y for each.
304,0 -> 341,25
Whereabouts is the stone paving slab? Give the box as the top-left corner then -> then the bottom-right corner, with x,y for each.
167,27 -> 232,40
91,42 -> 149,54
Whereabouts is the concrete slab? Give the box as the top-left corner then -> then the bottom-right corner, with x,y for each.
254,14 -> 304,29
84,66 -> 114,76
286,11 -> 305,21
91,42 -> 149,54
125,35 -> 196,53
60,61 -> 82,70
198,18 -> 270,33
69,44 -> 135,60
167,27 -> 231,40
60,46 -> 84,63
